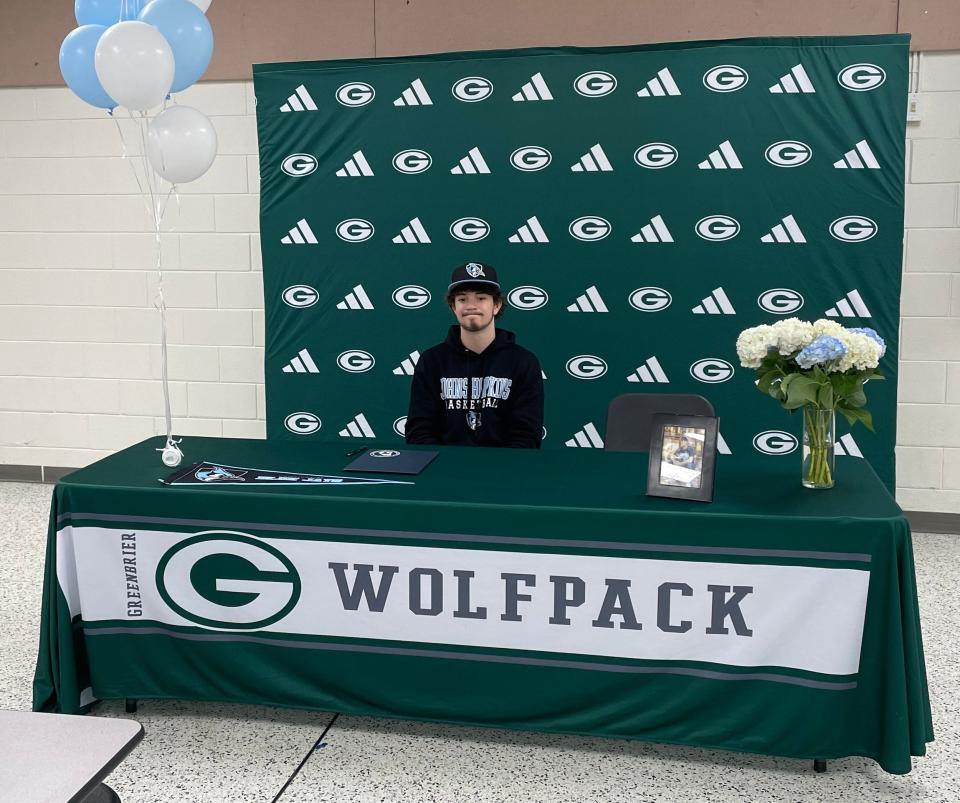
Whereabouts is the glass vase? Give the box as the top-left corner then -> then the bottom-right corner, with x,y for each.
802,407 -> 835,489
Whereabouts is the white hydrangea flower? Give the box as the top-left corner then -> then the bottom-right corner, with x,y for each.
736,324 -> 777,368
769,318 -> 814,356
812,319 -> 846,338
834,331 -> 883,372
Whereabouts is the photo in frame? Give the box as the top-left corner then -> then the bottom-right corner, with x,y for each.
646,414 -> 719,502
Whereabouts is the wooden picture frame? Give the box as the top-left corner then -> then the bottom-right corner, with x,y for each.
646,414 -> 719,502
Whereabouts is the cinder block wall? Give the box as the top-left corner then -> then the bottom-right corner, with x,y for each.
897,53 -> 960,512
0,54 -> 958,512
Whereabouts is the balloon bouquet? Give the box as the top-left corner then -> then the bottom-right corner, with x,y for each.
59,0 -> 217,468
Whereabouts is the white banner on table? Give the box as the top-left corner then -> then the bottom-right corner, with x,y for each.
58,526 -> 870,676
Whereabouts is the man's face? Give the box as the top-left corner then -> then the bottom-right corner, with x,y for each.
452,289 -> 501,332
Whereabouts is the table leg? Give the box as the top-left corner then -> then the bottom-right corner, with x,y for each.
81,782 -> 122,802
813,759 -> 827,773
124,698 -> 137,714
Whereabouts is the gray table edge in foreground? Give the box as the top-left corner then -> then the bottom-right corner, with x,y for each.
0,710 -> 143,803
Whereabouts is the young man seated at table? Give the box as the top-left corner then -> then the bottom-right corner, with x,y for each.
405,262 -> 544,448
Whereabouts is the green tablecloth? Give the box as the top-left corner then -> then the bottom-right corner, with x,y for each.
33,437 -> 932,773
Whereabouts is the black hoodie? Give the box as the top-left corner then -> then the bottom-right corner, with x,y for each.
405,326 -> 544,448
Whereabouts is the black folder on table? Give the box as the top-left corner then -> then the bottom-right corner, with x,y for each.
344,449 -> 438,475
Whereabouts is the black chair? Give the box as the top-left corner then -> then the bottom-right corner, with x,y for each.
604,393 -> 715,452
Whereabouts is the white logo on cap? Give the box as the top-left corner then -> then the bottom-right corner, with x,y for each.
466,263 -> 485,278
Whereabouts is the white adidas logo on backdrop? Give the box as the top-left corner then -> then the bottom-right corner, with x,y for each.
392,351 -> 421,376
336,284 -> 374,310
698,140 -> 742,169
571,144 -> 613,172
392,218 -> 431,244
280,219 -> 318,245
335,150 -> 374,177
508,216 -> 549,243
339,413 -> 376,438
637,67 -> 681,97
630,215 -> 673,243
450,147 -> 491,175
280,84 -> 317,112
834,140 -> 880,169
565,422 -> 604,448
282,348 -> 319,374
825,289 -> 871,318
512,72 -> 553,101
393,79 -> 432,106
761,214 -> 806,243
769,64 -> 816,93
834,434 -> 863,457
567,286 -> 608,312
692,287 -> 736,315
627,357 -> 669,384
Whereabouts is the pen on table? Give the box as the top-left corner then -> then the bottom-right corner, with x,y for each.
345,446 -> 372,456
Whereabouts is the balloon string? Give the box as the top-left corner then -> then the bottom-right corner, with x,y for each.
132,110 -> 176,452
115,111 -> 154,220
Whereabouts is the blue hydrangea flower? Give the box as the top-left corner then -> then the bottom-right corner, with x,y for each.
796,336 -> 847,369
847,327 -> 886,357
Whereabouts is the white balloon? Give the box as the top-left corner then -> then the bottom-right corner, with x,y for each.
147,105 -> 218,184
187,0 -> 212,12
95,21 -> 174,111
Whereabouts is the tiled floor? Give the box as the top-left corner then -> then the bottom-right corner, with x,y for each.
1,480 -> 957,802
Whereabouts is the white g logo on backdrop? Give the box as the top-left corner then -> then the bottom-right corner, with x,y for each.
758,288 -> 804,314
566,355 -> 608,379
507,286 -> 549,310
450,218 -> 490,242
837,64 -> 886,91
392,150 -> 432,174
753,431 -> 799,455
510,146 -> 552,171
281,285 -> 319,308
452,77 -> 493,102
336,350 -> 375,373
629,287 -> 672,312
695,216 -> 740,241
634,143 -> 678,169
392,286 -> 431,308
280,154 -> 317,177
574,71 -> 617,97
336,82 -> 375,106
690,358 -> 734,383
830,216 -> 878,242
284,412 -> 321,435
392,417 -> 407,437
765,141 -> 813,167
335,219 -> 375,242
703,65 -> 749,92
569,216 -> 611,241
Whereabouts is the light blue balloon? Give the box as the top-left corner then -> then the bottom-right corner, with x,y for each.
59,25 -> 117,110
139,0 -> 213,94
75,0 -> 144,26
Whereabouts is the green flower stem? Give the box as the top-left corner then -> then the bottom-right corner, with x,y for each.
803,406 -> 834,488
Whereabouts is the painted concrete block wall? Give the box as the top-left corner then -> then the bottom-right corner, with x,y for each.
0,54 -> 958,512
896,52 -> 960,513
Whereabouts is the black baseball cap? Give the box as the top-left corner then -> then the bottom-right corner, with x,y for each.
447,262 -> 500,292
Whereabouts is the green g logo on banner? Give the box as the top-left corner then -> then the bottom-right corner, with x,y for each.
156,532 -> 302,630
